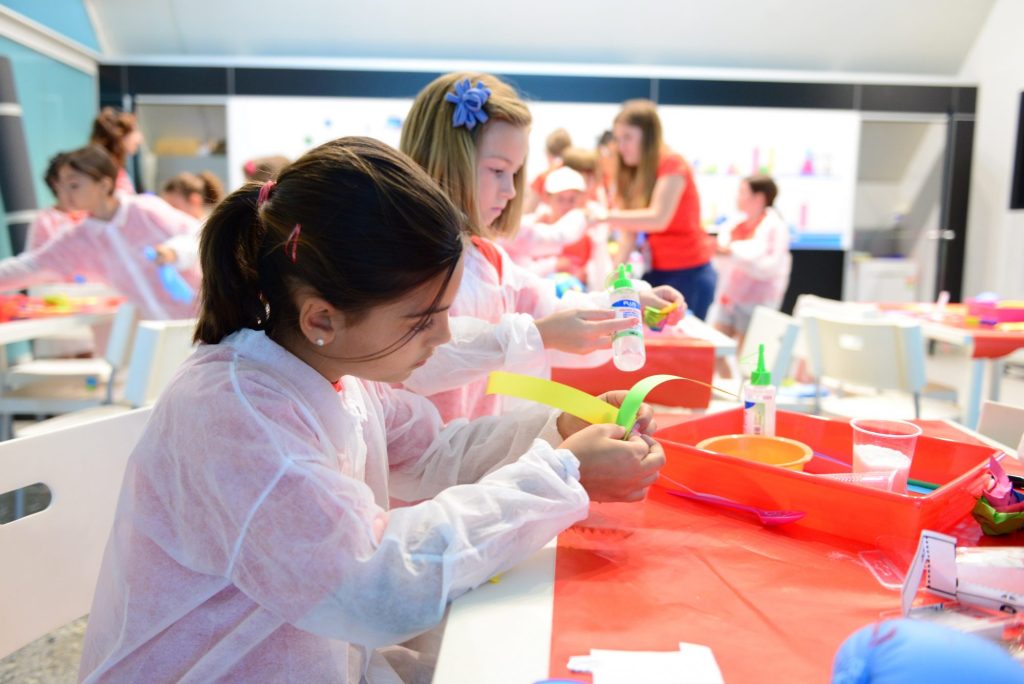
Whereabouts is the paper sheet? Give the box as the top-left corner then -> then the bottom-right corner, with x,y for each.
567,643 -> 724,684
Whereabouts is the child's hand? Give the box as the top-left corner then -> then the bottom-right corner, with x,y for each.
639,286 -> 686,326
536,309 -> 634,354
153,245 -> 178,265
560,424 -> 665,502
556,391 -> 658,439
585,204 -> 609,224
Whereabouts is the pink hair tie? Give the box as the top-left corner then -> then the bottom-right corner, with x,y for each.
257,179 -> 276,208
286,224 -> 301,263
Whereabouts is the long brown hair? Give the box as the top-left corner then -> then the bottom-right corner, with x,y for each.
400,72 -> 532,238
195,136 -> 465,358
89,107 -> 138,167
614,99 -> 663,209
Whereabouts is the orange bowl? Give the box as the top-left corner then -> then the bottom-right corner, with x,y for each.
695,434 -> 813,471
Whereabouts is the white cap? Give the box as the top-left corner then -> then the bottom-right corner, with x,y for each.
544,166 -> 586,195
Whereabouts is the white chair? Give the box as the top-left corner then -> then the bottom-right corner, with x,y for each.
2,302 -> 137,404
14,320 -> 196,439
976,400 -> 1024,451
0,407 -> 152,658
709,306 -> 806,413
802,313 -> 961,420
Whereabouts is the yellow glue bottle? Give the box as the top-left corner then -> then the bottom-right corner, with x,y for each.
743,343 -> 776,436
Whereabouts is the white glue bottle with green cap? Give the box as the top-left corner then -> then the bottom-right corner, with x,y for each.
743,343 -> 776,436
609,264 -> 645,371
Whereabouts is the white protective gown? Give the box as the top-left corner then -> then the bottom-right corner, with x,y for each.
713,207 -> 792,311
403,238 -> 613,422
0,195 -> 200,320
79,328 -> 588,683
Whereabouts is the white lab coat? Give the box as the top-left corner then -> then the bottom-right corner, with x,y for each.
79,328 -> 588,683
714,207 -> 792,310
0,195 -> 200,319
498,208 -> 589,276
403,239 -> 613,422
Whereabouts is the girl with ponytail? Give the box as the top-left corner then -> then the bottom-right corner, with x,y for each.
80,136 -> 664,683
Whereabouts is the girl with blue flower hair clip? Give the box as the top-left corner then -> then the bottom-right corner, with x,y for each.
398,72 -> 687,424
444,79 -> 492,130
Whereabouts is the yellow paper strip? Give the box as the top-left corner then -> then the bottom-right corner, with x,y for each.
485,371 -> 618,425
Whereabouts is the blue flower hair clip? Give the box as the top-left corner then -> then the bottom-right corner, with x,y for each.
445,79 -> 491,131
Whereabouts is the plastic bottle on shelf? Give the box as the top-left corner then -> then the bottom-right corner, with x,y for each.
743,343 -> 776,436
609,264 -> 645,372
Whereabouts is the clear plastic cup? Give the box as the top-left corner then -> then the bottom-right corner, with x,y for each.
850,419 -> 922,494
819,470 -> 899,491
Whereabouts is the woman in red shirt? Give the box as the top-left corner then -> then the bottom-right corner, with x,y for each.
604,100 -> 716,319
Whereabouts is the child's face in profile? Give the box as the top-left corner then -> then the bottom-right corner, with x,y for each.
736,181 -> 765,216
475,121 -> 529,229
332,254 -> 465,383
547,189 -> 584,221
58,166 -> 113,215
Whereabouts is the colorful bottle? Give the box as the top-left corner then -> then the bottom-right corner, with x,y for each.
143,246 -> 195,304
609,264 -> 645,372
743,344 -> 776,436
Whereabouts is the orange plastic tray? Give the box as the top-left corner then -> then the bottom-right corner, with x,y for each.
653,408 -> 998,546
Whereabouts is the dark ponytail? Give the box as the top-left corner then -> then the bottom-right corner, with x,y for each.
193,184 -> 267,344
195,136 -> 466,352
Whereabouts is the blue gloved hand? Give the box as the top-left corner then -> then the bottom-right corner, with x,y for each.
832,618 -> 1023,684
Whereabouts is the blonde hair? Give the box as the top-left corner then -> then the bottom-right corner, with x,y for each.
400,72 -> 532,237
614,99 -> 663,209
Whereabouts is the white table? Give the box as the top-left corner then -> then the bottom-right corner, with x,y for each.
672,313 -> 737,359
434,420 -> 1013,683
434,543 -> 556,683
0,313 -> 111,350
916,319 -> 1021,429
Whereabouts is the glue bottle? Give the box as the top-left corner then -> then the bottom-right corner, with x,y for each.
609,264 -> 645,371
143,246 -> 195,304
743,343 -> 776,436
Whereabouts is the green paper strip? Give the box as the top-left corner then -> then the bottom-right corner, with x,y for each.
615,374 -> 689,433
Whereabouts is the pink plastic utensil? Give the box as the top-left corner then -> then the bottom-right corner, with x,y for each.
661,475 -> 805,526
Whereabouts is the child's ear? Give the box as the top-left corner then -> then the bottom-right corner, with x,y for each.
298,296 -> 339,347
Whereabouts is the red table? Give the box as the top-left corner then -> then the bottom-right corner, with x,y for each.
434,421 -> 1021,683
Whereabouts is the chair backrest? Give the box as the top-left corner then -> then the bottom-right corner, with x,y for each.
738,306 -> 800,385
0,407 -> 152,658
977,400 -> 1024,451
802,314 -> 926,394
122,320 -> 197,408
102,302 -> 139,370
792,294 -> 881,320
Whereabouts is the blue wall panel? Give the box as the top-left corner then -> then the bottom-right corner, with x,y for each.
0,0 -> 99,51
0,36 -> 96,254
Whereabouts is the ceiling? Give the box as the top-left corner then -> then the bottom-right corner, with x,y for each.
88,0 -> 995,76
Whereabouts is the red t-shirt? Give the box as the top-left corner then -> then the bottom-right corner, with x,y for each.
647,152 -> 713,271
529,169 -> 550,197
558,233 -> 591,281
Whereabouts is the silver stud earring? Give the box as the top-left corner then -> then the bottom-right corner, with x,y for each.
315,338 -> 325,347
